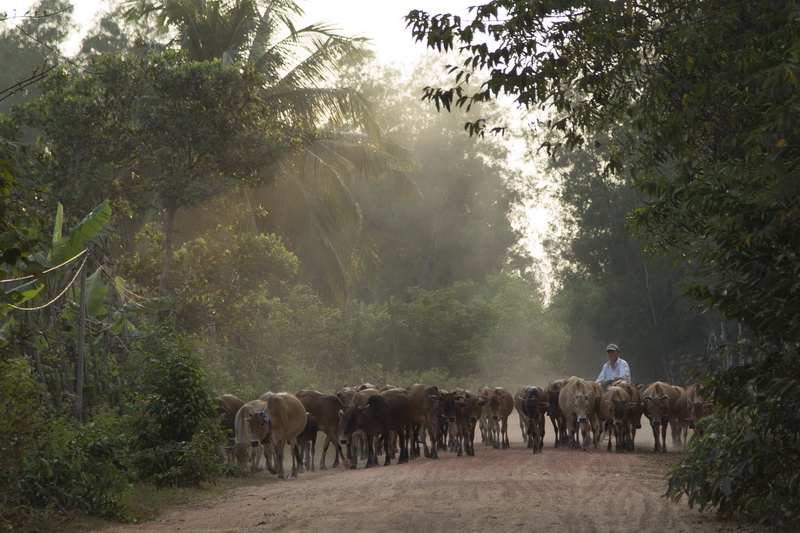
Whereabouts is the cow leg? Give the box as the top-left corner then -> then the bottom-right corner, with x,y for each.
582,421 -> 588,451
293,443 -> 304,473
309,435 -> 317,471
382,434 -> 393,466
660,421 -> 669,453
426,423 -> 439,459
650,422 -> 661,452
289,441 -> 299,478
365,433 -> 378,468
328,429 -> 346,468
320,436 -> 331,470
411,423 -> 422,458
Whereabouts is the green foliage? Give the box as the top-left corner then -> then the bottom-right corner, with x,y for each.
129,323 -> 225,488
0,0 -> 75,114
668,341 -> 800,527
17,50 -> 302,218
1,360 -> 130,530
410,0 -> 800,525
0,158 -> 46,272
0,358 -> 47,528
17,414 -> 130,519
388,281 -> 493,377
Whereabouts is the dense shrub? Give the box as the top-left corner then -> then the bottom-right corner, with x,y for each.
130,323 -> 225,487
1,359 -> 130,530
667,341 -> 800,528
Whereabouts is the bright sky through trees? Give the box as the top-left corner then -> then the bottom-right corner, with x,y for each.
2,0 -> 474,64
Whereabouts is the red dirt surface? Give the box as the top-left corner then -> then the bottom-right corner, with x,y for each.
94,413 -> 767,533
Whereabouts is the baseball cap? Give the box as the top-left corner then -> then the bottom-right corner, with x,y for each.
606,344 -> 619,352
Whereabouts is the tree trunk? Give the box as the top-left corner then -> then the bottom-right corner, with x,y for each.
159,207 -> 178,296
74,255 -> 87,422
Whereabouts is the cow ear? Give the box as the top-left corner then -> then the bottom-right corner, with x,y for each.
661,395 -> 670,401
627,402 -> 637,409
428,394 -> 439,402
605,400 -> 613,410
478,397 -> 488,405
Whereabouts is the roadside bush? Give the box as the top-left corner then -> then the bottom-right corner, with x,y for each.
0,358 -> 48,530
130,323 -> 225,488
667,341 -> 800,529
17,414 -> 130,519
0,371 -> 130,531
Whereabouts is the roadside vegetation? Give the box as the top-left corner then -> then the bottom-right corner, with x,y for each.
2,0 -> 797,530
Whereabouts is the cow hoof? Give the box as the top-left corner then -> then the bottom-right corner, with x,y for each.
320,465 -> 328,471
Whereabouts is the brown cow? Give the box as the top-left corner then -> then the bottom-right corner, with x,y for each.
477,385 -> 493,446
558,376 -> 599,451
513,388 -> 529,442
437,389 -> 461,453
295,389 -> 348,470
670,386 -> 691,450
234,399 -> 269,470
484,387 -> 513,449
453,389 -> 488,457
545,379 -> 569,448
521,386 -> 549,454
335,386 -> 358,406
293,413 -> 318,473
407,383 -> 442,459
340,388 -> 414,468
598,385 -> 635,453
641,381 -> 681,453
254,392 -> 308,478
612,380 -> 643,451
345,388 -> 381,462
588,380 -> 605,448
216,394 -> 244,463
686,383 -> 713,430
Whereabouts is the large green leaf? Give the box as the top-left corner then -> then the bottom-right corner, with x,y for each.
50,200 -> 112,265
68,266 -> 108,318
1,278 -> 45,310
52,202 -> 64,248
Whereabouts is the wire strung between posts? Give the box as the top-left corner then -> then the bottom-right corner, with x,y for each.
6,254 -> 88,311
0,249 -> 89,283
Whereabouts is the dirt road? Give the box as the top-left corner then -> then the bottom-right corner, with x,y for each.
95,416 -> 765,533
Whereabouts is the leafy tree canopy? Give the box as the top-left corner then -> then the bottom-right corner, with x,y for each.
408,0 -> 800,526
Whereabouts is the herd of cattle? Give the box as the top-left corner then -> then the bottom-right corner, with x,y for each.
214,377 -> 712,479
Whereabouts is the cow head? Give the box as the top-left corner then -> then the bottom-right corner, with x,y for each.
438,391 -> 458,423
605,400 -> 636,426
571,393 -> 591,423
340,405 -> 361,439
642,394 -> 671,425
487,394 -> 502,420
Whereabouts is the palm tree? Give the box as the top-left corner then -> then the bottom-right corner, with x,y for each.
123,0 -> 418,304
